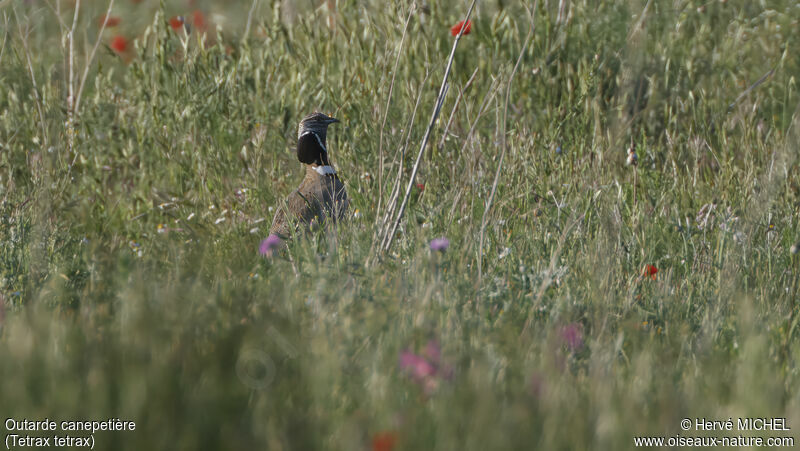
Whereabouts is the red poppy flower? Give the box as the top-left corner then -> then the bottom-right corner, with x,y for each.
169,16 -> 185,32
415,183 -> 425,191
98,15 -> 121,27
192,10 -> 207,32
110,35 -> 128,53
450,20 -> 472,37
643,264 -> 658,280
372,431 -> 396,451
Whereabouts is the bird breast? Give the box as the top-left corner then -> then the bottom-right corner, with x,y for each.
300,167 -> 349,221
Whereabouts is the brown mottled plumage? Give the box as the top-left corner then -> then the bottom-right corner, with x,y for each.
269,113 -> 348,238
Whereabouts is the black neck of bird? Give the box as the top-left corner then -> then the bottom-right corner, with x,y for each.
297,131 -> 331,167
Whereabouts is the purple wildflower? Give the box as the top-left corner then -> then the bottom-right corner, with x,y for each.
429,237 -> 450,252
259,234 -> 282,257
399,340 -> 452,394
559,323 -> 584,351
399,351 -> 436,380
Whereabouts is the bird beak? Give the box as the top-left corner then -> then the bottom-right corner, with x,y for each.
327,116 -> 340,124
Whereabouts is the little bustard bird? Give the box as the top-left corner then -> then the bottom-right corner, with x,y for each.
269,112 -> 348,239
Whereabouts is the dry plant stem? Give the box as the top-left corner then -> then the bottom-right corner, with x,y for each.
43,0 -> 68,30
75,0 -> 114,114
446,79 -> 500,221
628,0 -> 652,39
439,66 -> 480,148
0,13 -> 9,68
285,244 -> 299,278
450,80 -> 497,217
521,213 -> 585,336
13,9 -> 49,147
43,0 -> 69,84
244,0 -> 259,41
66,0 -> 80,154
380,0 -> 478,254
727,66 -> 776,112
459,78 -> 501,162
446,80 -> 501,222
477,2 -> 536,283
377,74 -> 429,253
788,256 -> 800,352
382,86 -> 451,250
324,0 -> 336,30
376,5 -> 414,222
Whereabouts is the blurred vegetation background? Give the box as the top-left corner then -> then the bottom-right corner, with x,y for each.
1,0 -> 800,449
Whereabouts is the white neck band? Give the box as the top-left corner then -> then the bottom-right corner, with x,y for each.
313,165 -> 336,175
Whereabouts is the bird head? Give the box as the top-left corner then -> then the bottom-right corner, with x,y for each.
296,112 -> 340,166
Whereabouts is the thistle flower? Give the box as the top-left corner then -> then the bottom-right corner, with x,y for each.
399,351 -> 436,380
430,237 -> 449,252
399,340 -> 452,394
259,234 -> 282,257
559,323 -> 583,351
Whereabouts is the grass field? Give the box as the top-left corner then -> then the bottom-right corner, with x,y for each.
2,0 -> 800,449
